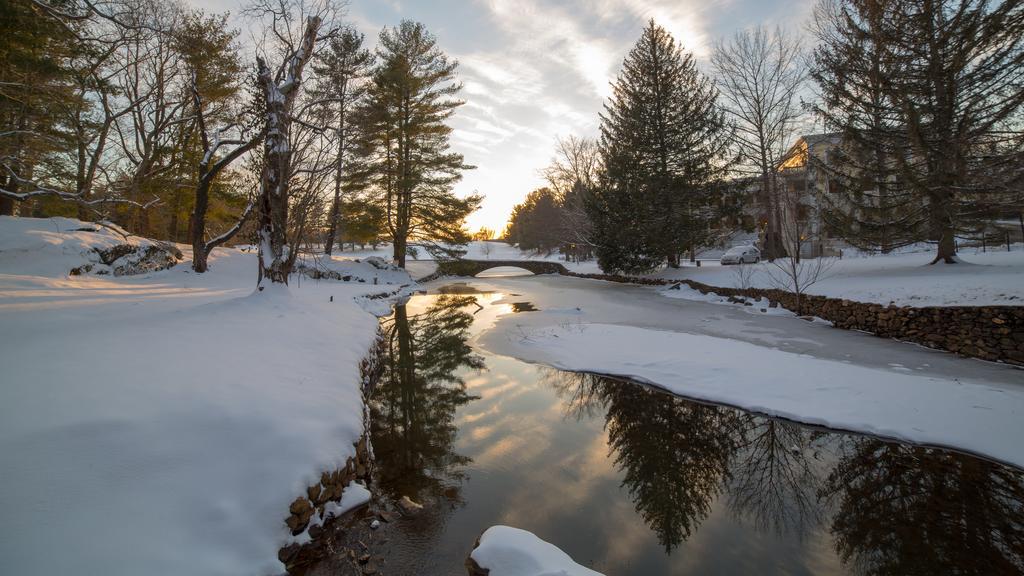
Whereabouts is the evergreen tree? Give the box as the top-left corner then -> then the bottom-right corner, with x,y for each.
358,21 -> 480,268
310,27 -> 374,255
0,0 -> 76,216
812,0 -> 1024,263
338,196 -> 385,249
505,187 -> 563,253
589,20 -> 733,273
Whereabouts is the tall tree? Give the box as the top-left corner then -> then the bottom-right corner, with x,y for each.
812,0 -> 1024,264
176,10 -> 257,273
589,20 -> 733,274
359,20 -> 479,268
252,10 -> 323,285
711,26 -> 806,260
310,27 -> 374,256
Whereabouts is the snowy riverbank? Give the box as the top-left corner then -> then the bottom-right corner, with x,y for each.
0,217 -> 410,575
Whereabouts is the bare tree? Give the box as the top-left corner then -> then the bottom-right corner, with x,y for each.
711,26 -> 807,261
245,0 -> 336,286
110,0 -> 191,236
764,176 -> 834,313
542,135 -> 600,260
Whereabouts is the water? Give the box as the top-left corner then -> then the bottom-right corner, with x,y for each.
359,288 -> 1024,575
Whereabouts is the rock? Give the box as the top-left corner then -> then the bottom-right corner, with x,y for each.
370,519 -> 381,530
289,496 -> 312,516
278,543 -> 301,565
398,495 -> 423,514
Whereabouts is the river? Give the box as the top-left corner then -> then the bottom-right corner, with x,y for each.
338,281 -> 1024,575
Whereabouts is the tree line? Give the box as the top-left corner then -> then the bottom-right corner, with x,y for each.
506,0 -> 1024,273
0,0 -> 478,281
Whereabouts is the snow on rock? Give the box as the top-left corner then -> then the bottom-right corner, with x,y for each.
469,526 -> 603,576
292,481 -> 372,545
480,322 -> 1024,469
0,217 -> 405,576
0,215 -> 182,277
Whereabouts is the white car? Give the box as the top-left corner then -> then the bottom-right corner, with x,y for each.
720,245 -> 760,265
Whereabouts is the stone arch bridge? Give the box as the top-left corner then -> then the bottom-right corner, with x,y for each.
419,259 -> 569,282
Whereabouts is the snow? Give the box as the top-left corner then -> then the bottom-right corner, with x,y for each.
470,274 -> 1024,470
292,481 -> 372,545
0,217 -> 411,576
659,283 -> 796,317
482,321 -> 1024,469
470,526 -> 604,576
649,248 -> 1024,307
0,215 -> 177,277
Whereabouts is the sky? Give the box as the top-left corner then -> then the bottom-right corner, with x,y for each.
198,0 -> 815,233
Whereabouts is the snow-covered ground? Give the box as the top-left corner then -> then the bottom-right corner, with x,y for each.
470,274 -> 1024,469
0,217 -> 412,576
650,247 -> 1024,307
470,526 -> 603,576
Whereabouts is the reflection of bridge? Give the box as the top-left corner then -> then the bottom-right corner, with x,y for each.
420,259 -> 569,282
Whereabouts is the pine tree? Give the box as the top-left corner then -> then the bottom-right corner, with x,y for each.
0,0 -> 77,216
812,0 -> 1024,263
589,20 -> 733,274
310,27 -> 374,256
358,21 -> 479,268
505,187 -> 563,253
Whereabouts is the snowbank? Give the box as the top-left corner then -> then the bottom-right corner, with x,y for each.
650,248 -> 1024,307
480,321 -> 1024,469
0,215 -> 181,277
0,217 -> 411,576
469,526 -> 603,576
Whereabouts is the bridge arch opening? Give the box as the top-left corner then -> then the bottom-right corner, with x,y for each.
474,266 -> 536,278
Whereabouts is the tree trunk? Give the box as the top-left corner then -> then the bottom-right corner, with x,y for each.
929,189 -> 957,264
393,233 -> 406,268
0,174 -> 14,216
254,17 -> 321,286
324,97 -> 347,256
190,178 -> 212,273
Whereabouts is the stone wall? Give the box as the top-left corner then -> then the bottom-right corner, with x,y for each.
562,271 -> 1024,367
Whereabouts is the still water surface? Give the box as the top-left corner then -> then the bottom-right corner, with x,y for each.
362,286 -> 1024,575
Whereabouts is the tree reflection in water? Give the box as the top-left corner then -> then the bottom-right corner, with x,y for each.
550,370 -> 1024,574
820,439 -> 1024,576
551,371 -> 738,552
368,295 -> 484,520
727,416 -> 825,538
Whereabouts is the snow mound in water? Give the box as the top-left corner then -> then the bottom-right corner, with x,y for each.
470,525 -> 604,576
0,216 -> 181,277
